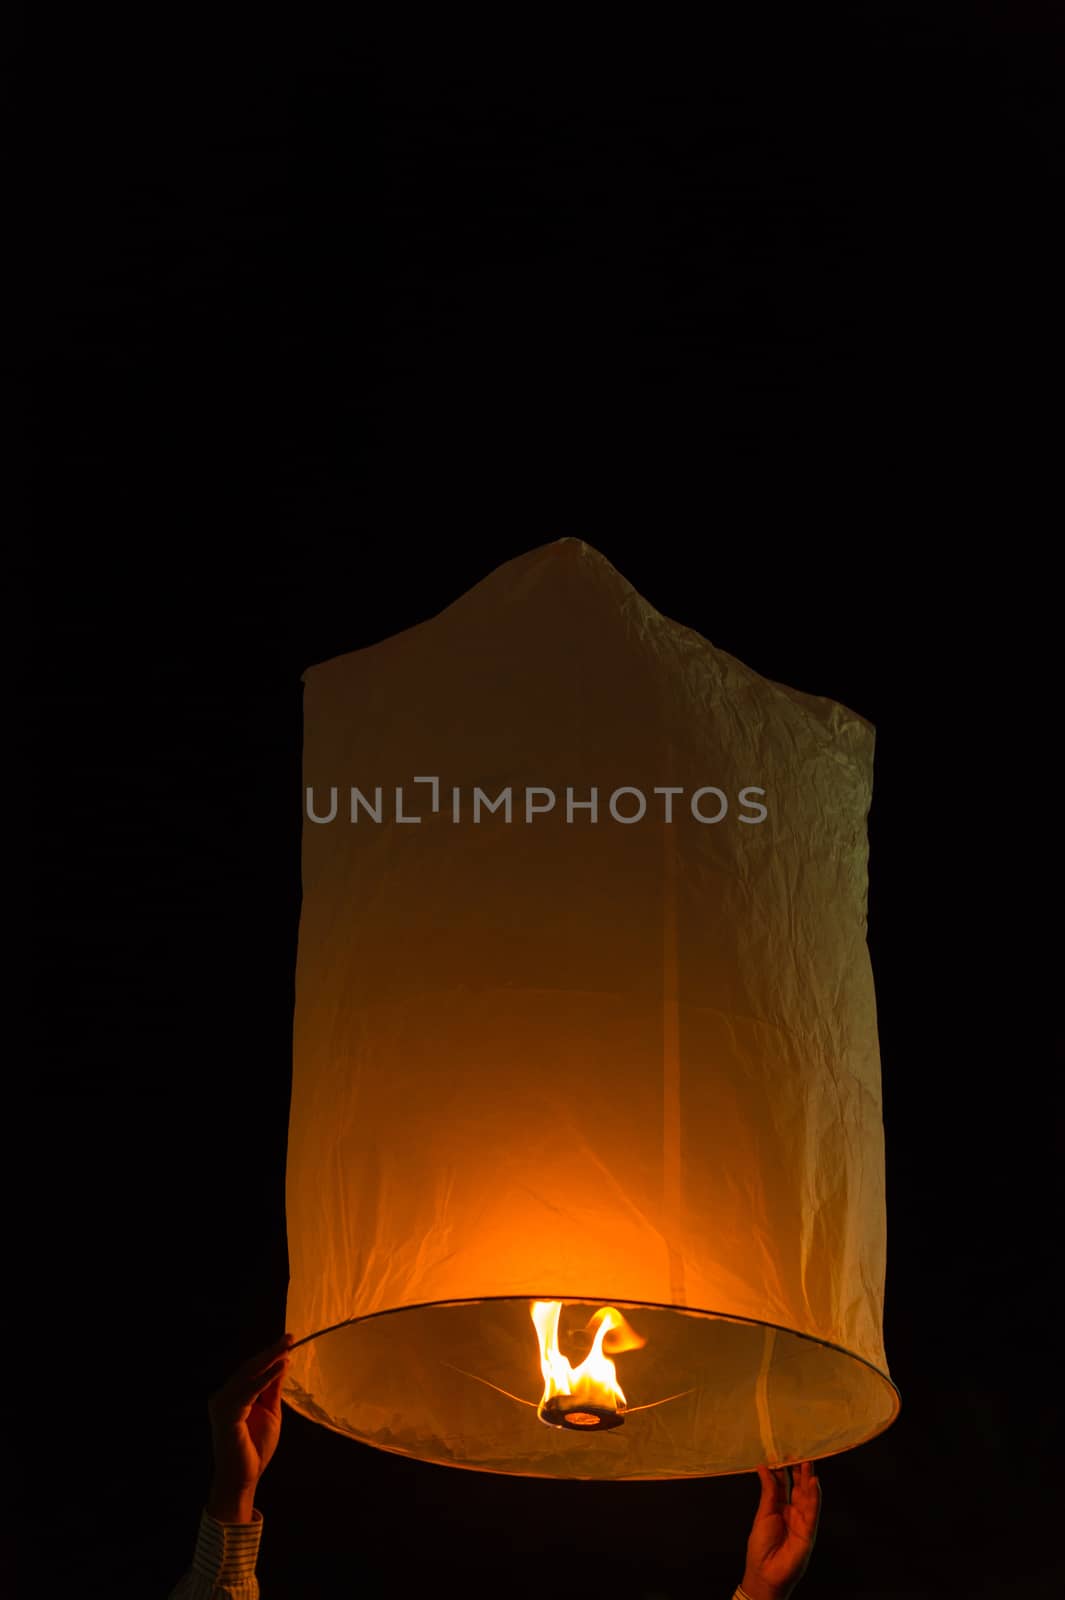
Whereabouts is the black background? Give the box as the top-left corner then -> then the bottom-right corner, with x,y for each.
25,9 -> 1064,1598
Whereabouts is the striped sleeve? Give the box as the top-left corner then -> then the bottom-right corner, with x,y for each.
162,1506 -> 748,1599
167,1507 -> 264,1599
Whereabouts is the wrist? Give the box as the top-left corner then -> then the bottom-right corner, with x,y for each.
740,1575 -> 792,1600
206,1480 -> 257,1524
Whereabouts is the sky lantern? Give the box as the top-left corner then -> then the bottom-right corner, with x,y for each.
281,538 -> 900,1479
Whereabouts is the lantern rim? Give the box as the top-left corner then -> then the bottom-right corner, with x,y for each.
283,1291 -> 902,1418
280,1291 -> 901,1477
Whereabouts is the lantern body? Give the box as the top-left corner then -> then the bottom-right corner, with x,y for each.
282,539 -> 899,1479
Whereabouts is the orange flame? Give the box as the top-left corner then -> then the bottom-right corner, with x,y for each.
531,1301 -> 646,1425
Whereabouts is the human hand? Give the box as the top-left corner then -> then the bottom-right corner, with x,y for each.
741,1461 -> 821,1600
206,1332 -> 294,1517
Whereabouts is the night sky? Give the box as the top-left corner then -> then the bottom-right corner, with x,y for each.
25,12 -> 1063,1598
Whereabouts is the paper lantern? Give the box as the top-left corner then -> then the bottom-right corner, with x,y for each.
281,539 -> 899,1480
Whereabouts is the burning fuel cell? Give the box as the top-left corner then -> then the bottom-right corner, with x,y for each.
532,1301 -> 646,1431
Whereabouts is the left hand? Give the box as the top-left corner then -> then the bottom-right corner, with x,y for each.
742,1460 -> 821,1599
207,1333 -> 295,1497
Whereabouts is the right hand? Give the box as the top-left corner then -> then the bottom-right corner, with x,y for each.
207,1332 -> 295,1496
742,1460 -> 821,1599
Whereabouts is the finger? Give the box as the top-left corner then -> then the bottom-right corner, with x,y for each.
247,1354 -> 291,1394
210,1364 -> 290,1433
251,1335 -> 294,1368
229,1337 -> 294,1385
214,1354 -> 291,1410
761,1465 -> 786,1505
792,1467 -> 822,1536
258,1365 -> 288,1412
756,1464 -> 785,1512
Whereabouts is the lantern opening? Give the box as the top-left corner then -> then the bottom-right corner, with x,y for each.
532,1301 -> 646,1431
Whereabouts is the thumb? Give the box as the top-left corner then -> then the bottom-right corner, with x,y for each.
756,1463 -> 788,1511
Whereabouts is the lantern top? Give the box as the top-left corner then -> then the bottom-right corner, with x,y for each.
301,537 -> 874,749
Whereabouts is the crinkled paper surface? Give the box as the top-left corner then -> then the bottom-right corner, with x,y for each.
283,539 -> 898,1478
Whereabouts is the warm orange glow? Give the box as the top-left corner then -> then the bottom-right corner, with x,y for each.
531,1301 -> 646,1428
